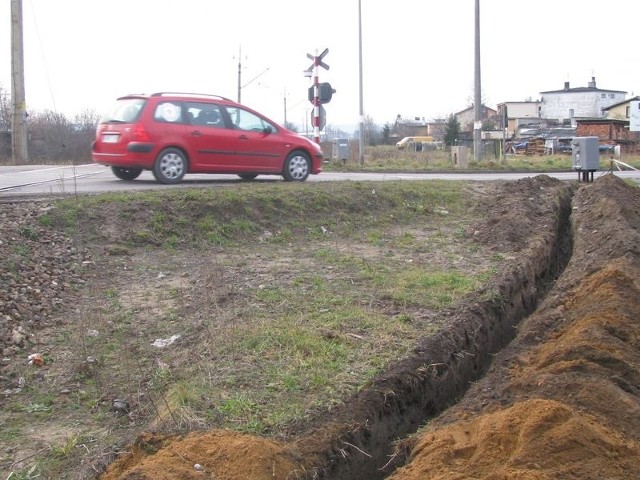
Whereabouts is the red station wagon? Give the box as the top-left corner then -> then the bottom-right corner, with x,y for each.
92,92 -> 324,184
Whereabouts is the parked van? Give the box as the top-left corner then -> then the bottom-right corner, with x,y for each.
396,136 -> 435,149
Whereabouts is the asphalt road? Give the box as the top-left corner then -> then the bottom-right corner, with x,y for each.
1,163 -> 639,199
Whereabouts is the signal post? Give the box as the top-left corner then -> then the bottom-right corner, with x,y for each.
304,48 -> 335,144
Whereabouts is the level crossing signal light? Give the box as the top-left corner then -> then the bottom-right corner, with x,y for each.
308,82 -> 336,104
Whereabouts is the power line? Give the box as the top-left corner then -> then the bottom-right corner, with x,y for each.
28,0 -> 57,112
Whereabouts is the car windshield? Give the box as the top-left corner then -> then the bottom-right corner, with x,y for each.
100,98 -> 146,123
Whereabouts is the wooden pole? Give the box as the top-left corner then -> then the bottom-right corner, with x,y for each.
11,0 -> 29,164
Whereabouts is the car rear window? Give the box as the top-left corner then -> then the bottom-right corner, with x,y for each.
100,98 -> 146,123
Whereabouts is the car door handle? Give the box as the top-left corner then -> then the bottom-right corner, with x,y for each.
191,130 -> 203,136
238,135 -> 249,140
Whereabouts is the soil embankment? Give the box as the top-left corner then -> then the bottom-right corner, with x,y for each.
389,174 -> 640,479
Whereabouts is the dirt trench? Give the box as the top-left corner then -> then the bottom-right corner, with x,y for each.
100,175 -> 590,480
284,178 -> 576,479
387,175 -> 640,479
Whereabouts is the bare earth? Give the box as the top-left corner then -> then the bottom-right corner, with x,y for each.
2,174 -> 640,479
388,175 -> 640,479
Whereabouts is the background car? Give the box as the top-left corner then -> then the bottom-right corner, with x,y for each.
92,92 -> 324,184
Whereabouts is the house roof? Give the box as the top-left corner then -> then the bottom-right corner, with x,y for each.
541,85 -> 626,95
575,118 -> 630,125
497,101 -> 540,106
602,96 -> 640,111
454,104 -> 497,116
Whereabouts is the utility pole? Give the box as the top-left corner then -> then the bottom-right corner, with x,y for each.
236,47 -> 268,105
473,0 -> 482,161
11,0 -> 28,164
283,88 -> 287,126
358,0 -> 365,165
236,46 -> 242,103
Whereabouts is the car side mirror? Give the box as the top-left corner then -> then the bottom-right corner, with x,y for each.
264,126 -> 273,134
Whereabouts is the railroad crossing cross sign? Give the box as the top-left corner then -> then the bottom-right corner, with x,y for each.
305,48 -> 330,72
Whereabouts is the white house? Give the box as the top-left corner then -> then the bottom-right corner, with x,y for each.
497,101 -> 541,120
496,101 -> 541,136
539,77 -> 626,123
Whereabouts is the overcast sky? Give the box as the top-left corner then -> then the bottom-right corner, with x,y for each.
2,0 -> 639,130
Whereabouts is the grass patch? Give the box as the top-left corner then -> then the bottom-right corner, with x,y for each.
3,179 -> 514,477
40,180 -> 469,248
323,145 -> 640,172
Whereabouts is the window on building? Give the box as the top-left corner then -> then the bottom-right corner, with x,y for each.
569,109 -> 575,118
601,93 -> 606,98
626,106 -> 630,118
609,93 -> 615,98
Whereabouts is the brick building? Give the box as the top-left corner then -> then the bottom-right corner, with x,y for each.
575,118 -> 639,153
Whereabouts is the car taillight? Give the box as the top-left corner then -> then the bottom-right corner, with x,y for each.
131,122 -> 150,142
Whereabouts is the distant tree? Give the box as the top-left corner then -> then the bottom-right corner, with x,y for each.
382,123 -> 391,144
482,119 -> 496,130
0,85 -> 10,161
71,109 -> 100,160
324,124 -> 351,141
0,88 -> 100,163
28,110 -> 73,161
28,109 -> 99,162
363,115 -> 381,146
0,85 -> 11,132
444,114 -> 460,147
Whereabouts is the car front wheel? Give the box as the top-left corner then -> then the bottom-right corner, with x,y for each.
153,148 -> 187,184
282,151 -> 310,182
111,166 -> 142,181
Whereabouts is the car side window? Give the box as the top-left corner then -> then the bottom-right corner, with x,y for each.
154,102 -> 184,123
186,102 -> 225,128
226,107 -> 275,133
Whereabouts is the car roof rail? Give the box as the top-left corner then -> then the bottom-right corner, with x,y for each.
151,92 -> 232,101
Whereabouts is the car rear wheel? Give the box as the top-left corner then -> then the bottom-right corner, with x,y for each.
282,151 -> 310,182
111,166 -> 142,181
153,148 -> 187,184
238,174 -> 258,181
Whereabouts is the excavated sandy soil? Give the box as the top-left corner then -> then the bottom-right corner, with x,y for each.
389,174 -> 640,480
13,173 -> 626,480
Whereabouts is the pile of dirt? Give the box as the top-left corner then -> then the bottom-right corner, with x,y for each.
99,431 -> 304,480
96,175 -> 640,480
389,174 -> 640,479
